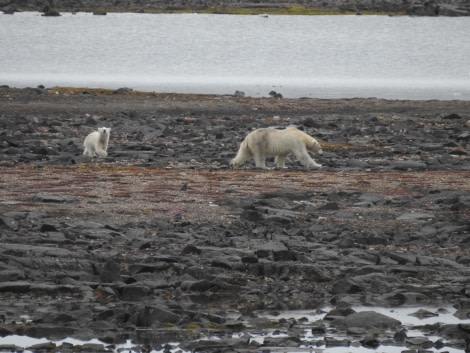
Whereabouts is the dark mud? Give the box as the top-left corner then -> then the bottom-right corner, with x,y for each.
0,86 -> 470,352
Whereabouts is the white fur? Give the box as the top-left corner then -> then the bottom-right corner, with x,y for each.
231,126 -> 323,169
83,127 -> 111,158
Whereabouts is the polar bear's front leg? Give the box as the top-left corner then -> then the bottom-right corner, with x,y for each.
294,148 -> 322,168
253,151 -> 268,169
95,147 -> 108,158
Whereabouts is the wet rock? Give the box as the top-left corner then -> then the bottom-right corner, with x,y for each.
0,281 -> 31,293
442,113 -> 462,119
259,189 -> 314,200
409,308 -> 439,319
394,328 -> 408,342
24,326 -> 75,339
0,215 -> 18,231
396,212 -> 434,221
324,337 -> 350,347
339,311 -> 402,329
357,192 -> 385,206
385,292 -> 430,306
132,305 -> 180,327
360,334 -> 380,348
324,307 -> 356,320
263,335 -> 301,347
331,278 -> 362,294
317,202 -> 339,210
32,194 -> 78,203
406,336 -> 434,348
240,209 -> 264,222
383,250 -> 415,265
390,160 -> 427,171
99,260 -> 122,283
121,285 -> 152,300
438,4 -> 470,16
42,7 -> 60,16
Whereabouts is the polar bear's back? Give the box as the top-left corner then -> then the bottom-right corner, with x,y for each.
245,127 -> 311,155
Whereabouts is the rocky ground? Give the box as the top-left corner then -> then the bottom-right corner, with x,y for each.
0,86 -> 470,352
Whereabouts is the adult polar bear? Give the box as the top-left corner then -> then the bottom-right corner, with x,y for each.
231,126 -> 323,169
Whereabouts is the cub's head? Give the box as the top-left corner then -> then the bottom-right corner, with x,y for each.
308,138 -> 323,155
98,127 -> 111,135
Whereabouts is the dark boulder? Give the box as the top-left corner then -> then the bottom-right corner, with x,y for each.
340,311 -> 402,329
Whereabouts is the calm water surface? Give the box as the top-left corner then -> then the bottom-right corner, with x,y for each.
0,306 -> 468,353
1,12 -> 469,99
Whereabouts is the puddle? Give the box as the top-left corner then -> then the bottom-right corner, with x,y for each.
251,305 -> 469,353
0,306 -> 468,353
257,305 -> 468,326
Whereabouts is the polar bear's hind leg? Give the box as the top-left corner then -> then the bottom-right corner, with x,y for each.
83,146 -> 95,157
83,131 -> 98,157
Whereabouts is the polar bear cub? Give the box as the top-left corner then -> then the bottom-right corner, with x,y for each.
83,127 -> 111,158
231,126 -> 323,169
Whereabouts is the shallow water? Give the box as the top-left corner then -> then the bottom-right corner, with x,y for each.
1,12 -> 469,99
1,306 -> 468,353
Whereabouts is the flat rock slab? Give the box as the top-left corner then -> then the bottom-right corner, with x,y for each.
32,194 -> 78,203
396,212 -> 434,221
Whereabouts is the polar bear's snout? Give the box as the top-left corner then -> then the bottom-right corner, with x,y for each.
318,148 -> 323,155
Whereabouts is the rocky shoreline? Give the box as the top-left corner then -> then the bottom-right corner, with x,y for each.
1,0 -> 470,16
0,86 -> 470,352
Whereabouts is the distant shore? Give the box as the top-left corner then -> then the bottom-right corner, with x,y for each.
1,0 -> 470,16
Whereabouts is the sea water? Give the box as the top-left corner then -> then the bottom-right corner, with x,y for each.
1,12 -> 469,100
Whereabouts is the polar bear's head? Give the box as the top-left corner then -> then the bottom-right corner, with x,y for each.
307,137 -> 323,155
98,127 -> 111,135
